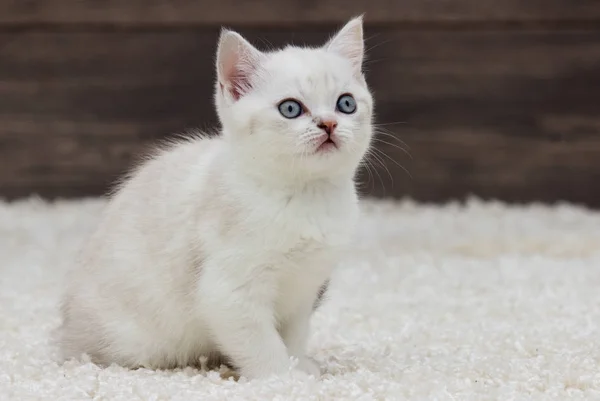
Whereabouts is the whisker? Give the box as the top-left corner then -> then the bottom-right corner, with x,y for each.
359,142 -> 385,193
365,38 -> 392,54
257,37 -> 276,52
363,57 -> 389,68
373,129 -> 412,151
371,147 -> 413,180
364,33 -> 384,43
358,159 -> 371,184
366,148 -> 394,188
360,158 -> 380,194
367,157 -> 387,192
372,137 -> 413,160
373,121 -> 407,127
348,140 -> 372,192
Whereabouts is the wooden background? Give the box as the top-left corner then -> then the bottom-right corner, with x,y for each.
1,1 -> 600,206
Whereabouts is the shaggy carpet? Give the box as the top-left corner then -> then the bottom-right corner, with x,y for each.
1,197 -> 599,400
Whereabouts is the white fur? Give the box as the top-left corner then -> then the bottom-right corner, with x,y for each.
58,16 -> 373,380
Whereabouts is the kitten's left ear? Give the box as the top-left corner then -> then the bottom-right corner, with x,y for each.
326,16 -> 364,74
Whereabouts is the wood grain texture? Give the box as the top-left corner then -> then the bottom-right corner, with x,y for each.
1,0 -> 600,26
1,28 -> 600,205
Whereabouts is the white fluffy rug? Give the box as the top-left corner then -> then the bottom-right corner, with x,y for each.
1,197 -> 600,400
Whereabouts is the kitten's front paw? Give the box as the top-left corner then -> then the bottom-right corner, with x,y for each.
296,356 -> 321,377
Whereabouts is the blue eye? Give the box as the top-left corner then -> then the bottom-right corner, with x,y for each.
278,99 -> 303,119
336,94 -> 357,114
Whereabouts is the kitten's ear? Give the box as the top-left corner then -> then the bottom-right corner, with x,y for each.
216,30 -> 263,101
326,16 -> 364,74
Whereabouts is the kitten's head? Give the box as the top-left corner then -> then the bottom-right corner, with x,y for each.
214,17 -> 373,182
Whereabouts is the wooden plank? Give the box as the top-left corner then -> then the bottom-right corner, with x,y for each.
1,28 -> 600,206
1,0 -> 600,26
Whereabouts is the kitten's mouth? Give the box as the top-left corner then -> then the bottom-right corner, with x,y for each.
316,137 -> 339,153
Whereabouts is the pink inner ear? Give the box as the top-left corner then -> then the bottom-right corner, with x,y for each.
218,34 -> 260,101
226,68 -> 252,101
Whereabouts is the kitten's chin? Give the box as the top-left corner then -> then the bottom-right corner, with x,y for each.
297,145 -> 364,179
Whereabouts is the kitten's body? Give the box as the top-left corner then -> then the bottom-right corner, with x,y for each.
59,17 -> 372,379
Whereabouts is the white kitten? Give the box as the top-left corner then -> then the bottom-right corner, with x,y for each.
58,16 -> 373,379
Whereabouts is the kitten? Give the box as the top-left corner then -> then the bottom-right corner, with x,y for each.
58,16 -> 373,379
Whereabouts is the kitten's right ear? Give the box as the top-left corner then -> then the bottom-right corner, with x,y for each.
216,30 -> 263,101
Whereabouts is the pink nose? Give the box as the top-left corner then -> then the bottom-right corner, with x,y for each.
317,119 -> 338,136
